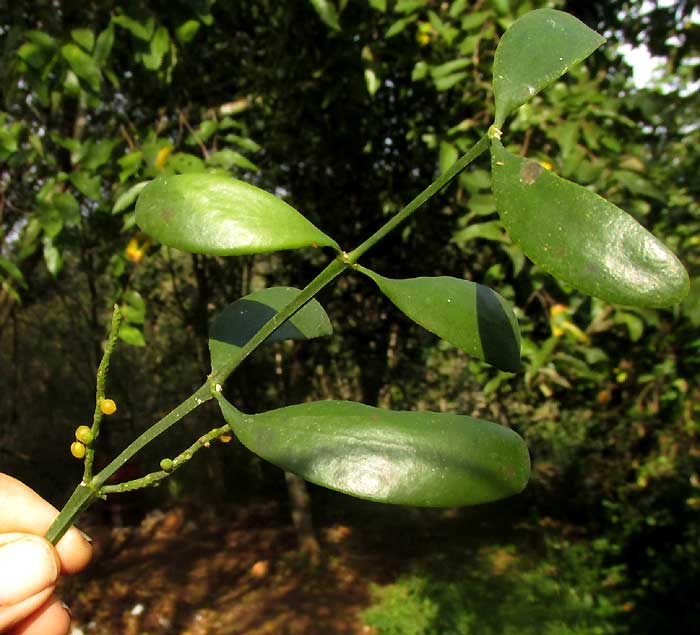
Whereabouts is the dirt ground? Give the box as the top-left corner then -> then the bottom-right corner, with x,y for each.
59,500 -> 399,635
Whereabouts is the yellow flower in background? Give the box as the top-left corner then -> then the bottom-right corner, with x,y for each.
539,160 -> 553,171
416,22 -> 433,46
125,237 -> 146,263
155,146 -> 172,170
549,303 -> 589,343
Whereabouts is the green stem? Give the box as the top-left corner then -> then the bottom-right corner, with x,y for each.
46,133 -> 491,545
209,256 -> 348,383
46,382 -> 212,544
346,133 -> 490,263
84,305 -> 122,482
101,421 -> 232,494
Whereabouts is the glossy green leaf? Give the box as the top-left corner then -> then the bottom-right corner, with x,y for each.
491,140 -> 689,307
60,44 -> 102,92
218,397 -> 530,507
492,9 -> 605,127
360,269 -> 520,372
135,173 -> 340,256
209,286 -> 333,372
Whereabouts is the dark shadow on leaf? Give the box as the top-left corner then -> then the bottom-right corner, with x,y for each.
476,284 -> 521,373
211,299 -> 306,347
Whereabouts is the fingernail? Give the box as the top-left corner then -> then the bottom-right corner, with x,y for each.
61,601 -> 72,617
77,528 -> 92,543
0,537 -> 59,605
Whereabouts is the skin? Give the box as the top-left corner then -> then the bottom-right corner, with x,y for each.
0,474 -> 92,635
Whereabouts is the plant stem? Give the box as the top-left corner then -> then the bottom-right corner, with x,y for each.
46,382 -> 212,544
101,422 -> 232,493
209,256 -> 348,383
45,133 -> 491,544
84,305 -> 122,482
346,133 -> 490,263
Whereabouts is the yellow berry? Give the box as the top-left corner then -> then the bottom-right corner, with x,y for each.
75,425 -> 94,445
219,434 -> 233,444
100,398 -> 117,415
71,441 -> 86,459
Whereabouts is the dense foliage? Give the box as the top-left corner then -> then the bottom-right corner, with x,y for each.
1,1 -> 698,632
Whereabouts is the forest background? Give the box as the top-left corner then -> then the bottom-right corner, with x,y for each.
1,1 -> 699,634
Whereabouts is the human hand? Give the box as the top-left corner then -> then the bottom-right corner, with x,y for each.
0,474 -> 92,635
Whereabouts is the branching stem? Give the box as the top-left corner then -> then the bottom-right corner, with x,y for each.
45,135 -> 490,545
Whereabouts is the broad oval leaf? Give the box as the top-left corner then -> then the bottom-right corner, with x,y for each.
209,286 -> 332,372
360,269 -> 521,372
218,397 -> 530,507
492,9 -> 605,127
135,173 -> 340,256
491,140 -> 689,307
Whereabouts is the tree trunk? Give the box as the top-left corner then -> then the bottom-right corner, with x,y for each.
285,471 -> 322,566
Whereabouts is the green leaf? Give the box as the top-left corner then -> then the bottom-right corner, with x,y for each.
364,69 -> 381,96
386,16 -> 414,38
17,42 -> 50,69
218,397 -> 530,507
222,134 -> 261,153
142,26 -> 170,70
491,140 -> 689,308
682,278 -> 700,327
38,207 -> 64,238
42,239 -> 62,277
308,0 -> 341,31
81,139 -> 117,171
439,142 -> 458,175
113,181 -> 150,214
452,220 -> 507,244
118,323 -> 146,347
60,43 -> 102,92
207,149 -> 258,172
0,256 -> 27,289
121,290 -> 146,324
135,173 -> 340,256
53,192 -> 81,227
176,20 -> 201,43
209,286 -> 332,372
112,14 -> 154,41
431,58 -> 471,79
70,171 -> 101,200
492,9 -> 605,127
170,152 -> 206,173
360,269 -> 520,372
434,71 -> 468,91
94,23 -> 115,65
70,28 -> 94,52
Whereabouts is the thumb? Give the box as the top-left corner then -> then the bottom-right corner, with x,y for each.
0,534 -> 60,606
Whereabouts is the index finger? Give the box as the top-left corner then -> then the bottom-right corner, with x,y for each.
0,474 -> 92,575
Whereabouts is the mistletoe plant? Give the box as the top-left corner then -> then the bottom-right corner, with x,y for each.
46,9 -> 689,544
